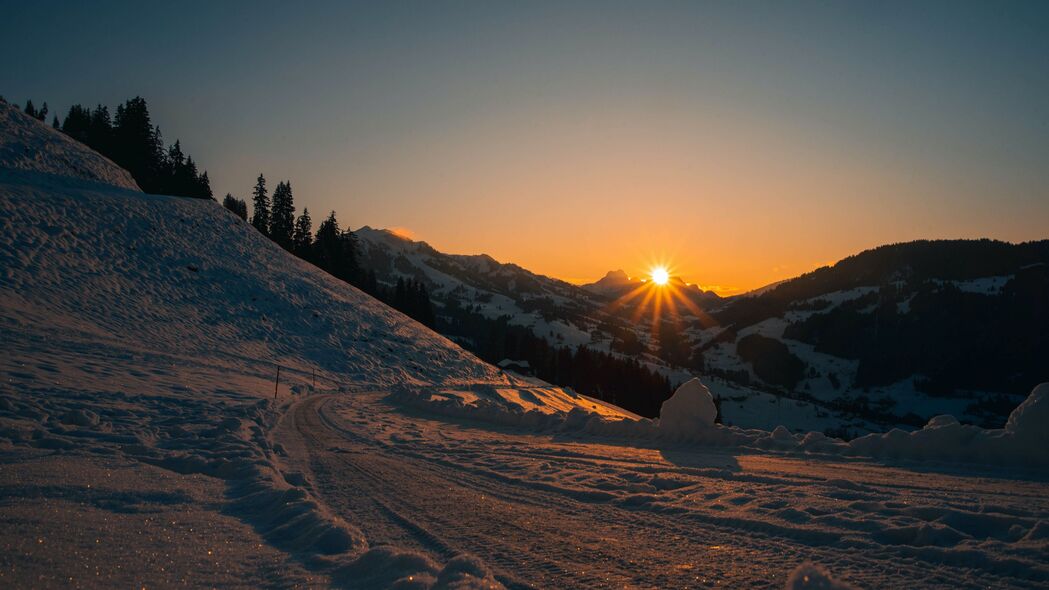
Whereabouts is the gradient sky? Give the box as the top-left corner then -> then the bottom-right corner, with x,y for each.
4,1 -> 1048,293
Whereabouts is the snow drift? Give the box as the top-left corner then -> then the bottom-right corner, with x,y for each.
658,377 -> 718,438
0,109 -> 518,587
397,371 -> 1049,471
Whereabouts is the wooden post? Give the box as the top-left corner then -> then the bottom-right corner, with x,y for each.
274,365 -> 281,399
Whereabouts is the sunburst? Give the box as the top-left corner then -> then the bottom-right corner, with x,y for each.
602,261 -> 715,341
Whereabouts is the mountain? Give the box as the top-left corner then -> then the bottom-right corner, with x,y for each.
581,269 -> 637,297
1,100 -> 645,587
355,223 -> 1048,435
694,240 -> 1049,434
354,225 -> 653,353
581,269 -> 722,306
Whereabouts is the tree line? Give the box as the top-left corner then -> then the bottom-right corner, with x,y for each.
21,96 -> 213,199
224,174 -> 436,328
442,298 -> 674,417
19,93 -> 670,414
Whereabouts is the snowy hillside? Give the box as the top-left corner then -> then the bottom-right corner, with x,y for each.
696,242 -> 1049,435
0,99 -> 139,191
3,103 -> 1049,589
355,223 -> 1049,437
356,225 -> 609,347
0,112 -> 633,587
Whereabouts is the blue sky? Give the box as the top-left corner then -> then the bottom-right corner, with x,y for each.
3,1 -> 1048,290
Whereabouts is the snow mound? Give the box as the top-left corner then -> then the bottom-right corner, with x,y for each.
785,562 -> 859,590
0,99 -> 140,190
1005,382 -> 1049,443
658,378 -> 717,438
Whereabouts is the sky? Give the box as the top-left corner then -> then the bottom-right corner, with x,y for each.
3,1 -> 1048,294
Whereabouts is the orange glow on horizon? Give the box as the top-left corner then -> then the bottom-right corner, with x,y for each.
603,258 -> 717,340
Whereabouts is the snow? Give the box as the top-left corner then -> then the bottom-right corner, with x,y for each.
0,100 -> 139,191
3,109 -> 1049,588
1004,382 -> 1048,441
785,562 -> 858,589
842,383 -> 1048,467
658,377 -> 718,438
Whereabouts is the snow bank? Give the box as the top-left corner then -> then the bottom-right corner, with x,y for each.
785,562 -> 859,590
658,378 -> 717,439
0,111 -> 514,586
387,381 -> 639,428
844,382 -> 1049,467
396,374 -> 1049,471
0,99 -> 140,190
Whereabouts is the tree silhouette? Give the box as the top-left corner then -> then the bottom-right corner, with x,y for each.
222,193 -> 248,220
270,181 -> 295,250
251,174 -> 270,235
57,97 -> 211,198
292,208 -> 313,257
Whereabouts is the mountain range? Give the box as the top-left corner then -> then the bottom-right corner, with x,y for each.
355,226 -> 1049,435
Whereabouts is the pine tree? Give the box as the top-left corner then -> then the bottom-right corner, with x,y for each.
250,174 -> 270,235
87,105 -> 113,157
312,211 -> 358,282
197,170 -> 213,199
37,102 -> 48,122
223,193 -> 248,220
314,211 -> 341,271
292,208 -> 313,257
113,97 -> 163,191
52,115 -> 60,129
269,180 -> 295,250
167,140 -> 186,194
61,105 -> 92,143
394,278 -> 407,310
23,100 -> 36,118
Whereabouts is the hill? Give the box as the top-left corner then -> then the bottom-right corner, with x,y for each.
0,100 -> 629,587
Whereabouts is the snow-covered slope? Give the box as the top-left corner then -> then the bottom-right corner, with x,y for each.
3,103 -> 1048,589
0,112 -> 629,587
0,99 -> 139,190
355,225 -> 606,348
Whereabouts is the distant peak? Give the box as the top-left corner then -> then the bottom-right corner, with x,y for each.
597,269 -> 632,284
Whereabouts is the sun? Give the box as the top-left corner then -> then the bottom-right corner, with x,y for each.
650,266 -> 670,286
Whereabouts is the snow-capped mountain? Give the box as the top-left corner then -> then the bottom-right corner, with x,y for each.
581,269 -> 636,297
355,220 -> 1049,435
695,240 -> 1049,434
355,225 -> 619,349
581,269 -> 721,305
4,95 -> 1049,590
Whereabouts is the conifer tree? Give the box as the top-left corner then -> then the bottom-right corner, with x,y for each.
250,174 -> 270,235
87,105 -> 113,157
61,105 -> 92,142
23,100 -> 36,118
223,193 -> 247,220
269,180 -> 295,250
113,97 -> 162,191
197,170 -> 213,199
292,207 -> 313,257
52,115 -> 60,129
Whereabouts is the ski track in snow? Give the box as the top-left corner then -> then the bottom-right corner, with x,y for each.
275,392 -> 1049,589
2,104 -> 1048,588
